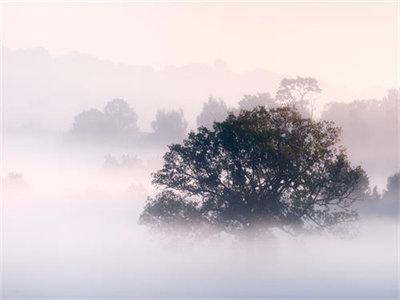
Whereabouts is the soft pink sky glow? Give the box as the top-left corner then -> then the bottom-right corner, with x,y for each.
1,2 -> 398,90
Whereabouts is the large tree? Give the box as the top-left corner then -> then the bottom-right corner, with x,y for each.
140,106 -> 368,237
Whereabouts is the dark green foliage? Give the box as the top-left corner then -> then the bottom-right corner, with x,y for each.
140,106 -> 368,236
139,191 -> 206,234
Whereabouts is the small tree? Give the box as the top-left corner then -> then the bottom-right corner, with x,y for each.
103,98 -> 139,135
71,108 -> 110,139
358,172 -> 399,219
276,77 -> 321,118
196,97 -> 229,129
149,109 -> 188,144
69,98 -> 139,144
140,106 -> 368,237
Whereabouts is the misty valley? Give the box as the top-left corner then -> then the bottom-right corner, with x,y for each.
2,59 -> 398,298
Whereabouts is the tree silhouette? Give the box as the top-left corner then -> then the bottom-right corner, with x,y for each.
321,90 -> 398,178
384,172 -> 399,202
103,98 -> 139,134
378,172 -> 399,217
149,109 -> 188,144
140,106 -> 368,237
70,108 -> 110,139
276,77 -> 321,118
196,97 -> 229,129
69,98 -> 139,144
359,172 -> 399,219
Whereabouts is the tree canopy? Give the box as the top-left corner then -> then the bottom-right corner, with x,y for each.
140,106 -> 368,237
237,93 -> 277,111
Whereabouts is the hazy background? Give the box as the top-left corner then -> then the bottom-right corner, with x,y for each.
1,2 -> 399,299
2,2 -> 397,89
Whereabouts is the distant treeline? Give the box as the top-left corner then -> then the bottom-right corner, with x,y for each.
67,78 -> 399,171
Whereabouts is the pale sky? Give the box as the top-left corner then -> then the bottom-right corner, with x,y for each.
1,2 -> 398,90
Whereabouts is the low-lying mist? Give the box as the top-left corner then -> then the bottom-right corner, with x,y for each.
2,133 -> 398,299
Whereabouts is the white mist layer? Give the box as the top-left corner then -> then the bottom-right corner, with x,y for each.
2,133 -> 398,299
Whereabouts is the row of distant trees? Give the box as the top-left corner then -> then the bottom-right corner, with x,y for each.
67,77 -> 322,146
197,77 -> 321,128
68,98 -> 187,146
68,77 -> 398,160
